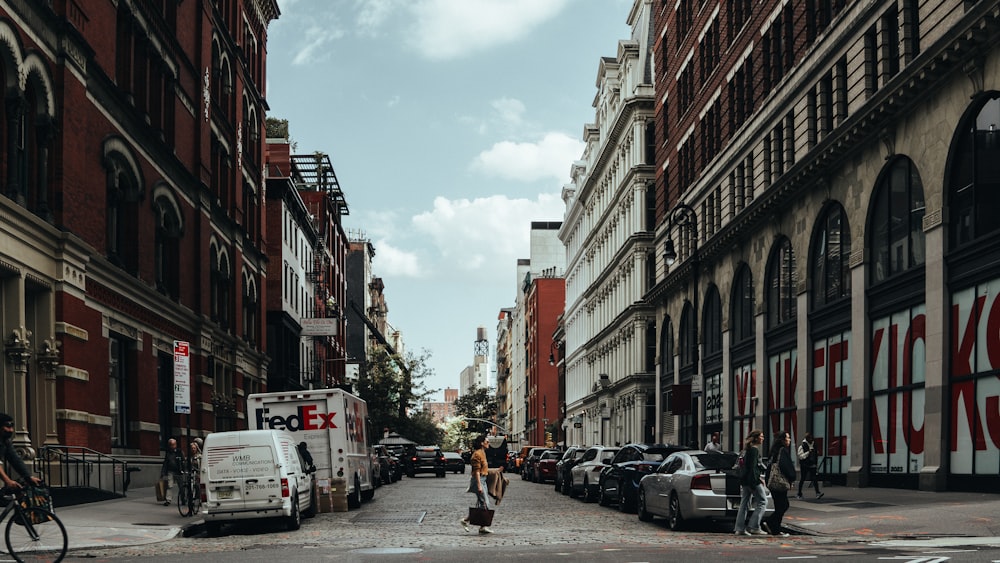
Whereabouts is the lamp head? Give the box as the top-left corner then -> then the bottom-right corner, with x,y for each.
663,239 -> 677,266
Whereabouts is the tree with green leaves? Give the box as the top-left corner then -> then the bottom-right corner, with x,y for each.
453,385 -> 499,449
355,347 -> 440,445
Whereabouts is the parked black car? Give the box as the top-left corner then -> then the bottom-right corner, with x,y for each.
598,443 -> 689,512
373,445 -> 396,485
408,445 -> 446,478
520,447 -> 551,481
554,446 -> 586,493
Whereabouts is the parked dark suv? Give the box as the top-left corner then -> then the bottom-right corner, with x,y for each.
408,446 -> 446,478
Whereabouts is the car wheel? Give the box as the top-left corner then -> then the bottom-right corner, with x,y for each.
598,483 -> 610,507
637,488 -> 653,522
618,485 -> 633,513
582,478 -> 595,503
286,497 -> 301,531
667,493 -> 685,531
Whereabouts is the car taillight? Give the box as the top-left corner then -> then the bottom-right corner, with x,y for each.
691,474 -> 712,490
281,478 -> 290,497
439,456 -> 445,462
412,457 -> 418,462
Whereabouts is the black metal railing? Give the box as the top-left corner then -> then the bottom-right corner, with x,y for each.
33,446 -> 133,497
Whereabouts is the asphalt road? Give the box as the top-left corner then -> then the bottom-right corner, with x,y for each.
66,470 -> 1000,562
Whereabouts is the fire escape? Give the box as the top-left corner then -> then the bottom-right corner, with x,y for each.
290,152 -> 348,387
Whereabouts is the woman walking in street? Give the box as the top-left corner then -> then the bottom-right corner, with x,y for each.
734,429 -> 768,536
460,435 -> 493,534
763,431 -> 796,537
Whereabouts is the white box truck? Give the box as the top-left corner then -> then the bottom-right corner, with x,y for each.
248,388 -> 375,508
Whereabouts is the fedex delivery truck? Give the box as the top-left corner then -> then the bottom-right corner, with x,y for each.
248,388 -> 375,508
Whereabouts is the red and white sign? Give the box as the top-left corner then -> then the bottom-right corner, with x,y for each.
173,340 -> 191,415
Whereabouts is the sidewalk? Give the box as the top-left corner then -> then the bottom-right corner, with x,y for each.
51,483 -> 1000,552
783,485 -> 1000,539
57,485 -> 201,551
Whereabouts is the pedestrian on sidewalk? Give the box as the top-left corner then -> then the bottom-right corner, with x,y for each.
734,429 -> 768,536
704,432 -> 722,453
460,435 -> 494,535
0,413 -> 42,489
796,433 -> 824,499
160,437 -> 184,506
763,431 -> 796,537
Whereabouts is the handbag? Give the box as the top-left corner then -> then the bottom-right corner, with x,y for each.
767,462 -> 790,492
467,505 -> 495,527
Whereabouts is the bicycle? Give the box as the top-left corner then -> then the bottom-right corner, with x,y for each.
0,484 -> 67,563
176,471 -> 201,517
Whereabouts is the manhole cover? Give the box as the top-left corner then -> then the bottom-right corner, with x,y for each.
837,501 -> 893,509
351,511 -> 426,524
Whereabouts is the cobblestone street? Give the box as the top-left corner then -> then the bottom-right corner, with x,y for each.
70,472 -> 883,560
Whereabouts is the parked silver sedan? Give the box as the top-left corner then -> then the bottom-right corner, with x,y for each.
637,450 -> 773,530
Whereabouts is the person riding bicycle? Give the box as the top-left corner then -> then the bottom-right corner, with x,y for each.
0,413 -> 42,491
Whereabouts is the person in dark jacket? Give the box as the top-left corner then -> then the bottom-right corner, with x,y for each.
796,433 -> 824,499
0,413 -> 41,490
160,438 -> 184,506
734,429 -> 768,536
763,431 -> 796,536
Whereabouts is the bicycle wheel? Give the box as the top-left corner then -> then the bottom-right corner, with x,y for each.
190,485 -> 202,515
177,483 -> 192,517
5,507 -> 67,563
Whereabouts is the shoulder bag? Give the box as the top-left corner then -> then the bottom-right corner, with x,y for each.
767,461 -> 790,492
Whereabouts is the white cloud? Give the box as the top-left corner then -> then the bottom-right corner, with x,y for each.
387,95 -> 401,108
408,0 -> 570,60
412,194 -> 564,275
356,0 -> 393,35
291,24 -> 345,65
372,240 -> 421,277
471,132 -> 583,183
491,97 -> 525,126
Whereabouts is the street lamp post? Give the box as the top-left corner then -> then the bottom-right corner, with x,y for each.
663,202 -> 699,447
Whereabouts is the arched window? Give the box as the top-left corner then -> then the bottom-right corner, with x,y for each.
811,202 -> 852,308
104,142 -> 144,275
702,286 -> 723,432
766,237 -> 796,328
659,317 -> 674,437
950,93 -> 1000,248
871,157 -> 925,283
243,270 -> 258,347
732,264 -> 755,344
153,188 -> 183,300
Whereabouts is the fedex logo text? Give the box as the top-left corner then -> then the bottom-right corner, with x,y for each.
255,405 -> 338,432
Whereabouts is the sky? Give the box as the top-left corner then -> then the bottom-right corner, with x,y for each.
266,0 -> 633,401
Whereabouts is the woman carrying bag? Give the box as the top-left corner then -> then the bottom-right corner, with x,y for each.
460,435 -> 494,534
763,431 -> 796,537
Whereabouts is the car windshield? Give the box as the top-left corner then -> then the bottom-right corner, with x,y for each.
540,451 -> 560,460
416,449 -> 439,458
641,452 -> 667,462
692,452 -> 738,471
600,450 -> 619,463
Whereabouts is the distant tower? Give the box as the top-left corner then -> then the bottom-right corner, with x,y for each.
474,326 -> 489,359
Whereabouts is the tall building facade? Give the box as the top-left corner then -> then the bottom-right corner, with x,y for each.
560,0 -> 658,449
0,1 -> 276,459
495,308 -> 515,436
646,0 -> 1000,491
525,275 -> 565,446
263,140 -> 348,391
508,222 -> 567,445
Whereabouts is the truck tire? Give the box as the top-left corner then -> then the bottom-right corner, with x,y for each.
347,476 -> 362,509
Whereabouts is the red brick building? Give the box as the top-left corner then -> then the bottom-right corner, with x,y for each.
0,1 -> 276,471
525,276 -> 565,447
